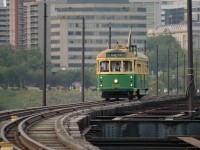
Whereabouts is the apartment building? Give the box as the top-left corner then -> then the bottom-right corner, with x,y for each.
0,0 -> 8,44
147,22 -> 200,50
23,1 -> 51,58
6,0 -> 51,58
7,0 -> 35,49
0,0 -> 3,6
50,0 -> 147,70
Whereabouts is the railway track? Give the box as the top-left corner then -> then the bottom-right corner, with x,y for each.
0,99 -> 129,149
0,95 -> 199,149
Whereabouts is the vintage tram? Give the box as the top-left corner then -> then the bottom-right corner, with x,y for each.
96,43 -> 149,100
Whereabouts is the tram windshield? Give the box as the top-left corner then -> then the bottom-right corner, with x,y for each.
100,61 -> 109,72
111,61 -> 121,72
99,60 -> 132,72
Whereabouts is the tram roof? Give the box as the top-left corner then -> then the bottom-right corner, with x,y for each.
96,44 -> 148,60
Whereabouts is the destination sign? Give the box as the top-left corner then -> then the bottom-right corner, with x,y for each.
106,52 -> 125,58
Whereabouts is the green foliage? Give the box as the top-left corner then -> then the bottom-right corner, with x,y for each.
52,67 -> 96,88
146,35 -> 192,95
0,45 -> 15,67
147,35 -> 184,72
0,45 -> 52,88
27,48 -> 43,71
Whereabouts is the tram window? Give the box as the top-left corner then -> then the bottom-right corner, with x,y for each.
111,61 -> 121,72
100,61 -> 109,72
137,64 -> 141,73
146,65 -> 148,73
123,61 -> 132,72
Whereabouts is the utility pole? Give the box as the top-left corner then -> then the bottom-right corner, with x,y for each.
156,45 -> 158,96
187,0 -> 195,116
196,57 -> 198,93
176,52 -> 178,94
43,1 -> 47,106
183,53 -> 186,93
168,48 -> 169,95
81,17 -> 85,102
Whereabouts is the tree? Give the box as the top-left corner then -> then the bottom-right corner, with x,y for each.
147,35 -> 186,94
147,35 -> 183,72
0,45 -> 15,67
0,45 -> 53,89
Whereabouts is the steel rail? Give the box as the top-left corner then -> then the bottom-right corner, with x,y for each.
1,95 -> 196,150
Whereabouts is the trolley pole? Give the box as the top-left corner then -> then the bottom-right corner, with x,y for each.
109,26 -> 111,49
81,17 -> 85,102
43,1 -> 47,106
144,40 -> 146,55
187,0 -> 195,116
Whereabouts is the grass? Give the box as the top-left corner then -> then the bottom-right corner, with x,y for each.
0,88 -> 102,111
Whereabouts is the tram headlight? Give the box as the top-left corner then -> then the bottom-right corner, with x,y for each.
130,76 -> 133,78
130,84 -> 133,87
100,76 -> 103,79
114,79 -> 118,84
100,84 -> 102,87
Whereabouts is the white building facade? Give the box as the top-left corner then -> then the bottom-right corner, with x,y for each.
147,22 -> 200,50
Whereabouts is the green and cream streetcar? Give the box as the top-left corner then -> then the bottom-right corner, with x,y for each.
96,43 -> 149,100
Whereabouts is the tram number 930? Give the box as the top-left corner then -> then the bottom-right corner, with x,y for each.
112,84 -> 120,88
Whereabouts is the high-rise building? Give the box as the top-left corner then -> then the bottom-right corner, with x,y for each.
23,1 -> 51,57
7,0 -> 33,49
0,0 -> 8,44
161,0 -> 200,25
50,0 -> 147,70
164,7 -> 184,25
0,0 -> 3,6
129,0 -> 162,29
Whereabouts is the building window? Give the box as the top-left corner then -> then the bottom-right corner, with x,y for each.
51,48 -> 60,52
51,32 -> 60,36
54,63 -> 60,67
68,63 -> 95,67
51,40 -> 60,44
137,8 -> 146,12
51,24 -> 60,28
51,56 -> 60,59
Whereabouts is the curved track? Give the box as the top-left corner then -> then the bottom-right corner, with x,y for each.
1,95 -> 199,150
1,99 -> 129,149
